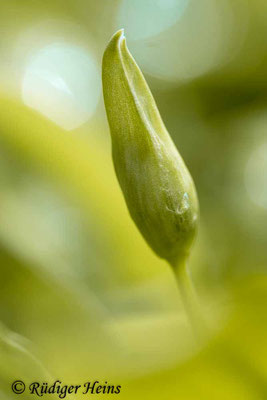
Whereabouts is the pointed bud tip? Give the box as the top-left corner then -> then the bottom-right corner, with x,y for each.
111,29 -> 125,44
103,29 -> 126,63
102,29 -> 128,74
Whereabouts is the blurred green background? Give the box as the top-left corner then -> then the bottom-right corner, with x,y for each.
0,1 -> 267,399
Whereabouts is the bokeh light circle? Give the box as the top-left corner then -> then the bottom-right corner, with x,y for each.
118,0 -> 189,40
117,0 -> 242,82
22,43 -> 101,130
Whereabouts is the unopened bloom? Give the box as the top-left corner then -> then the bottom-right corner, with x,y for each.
102,30 -> 198,267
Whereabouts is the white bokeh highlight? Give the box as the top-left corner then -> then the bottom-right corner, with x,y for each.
117,0 -> 241,82
118,0 -> 189,40
22,43 -> 101,130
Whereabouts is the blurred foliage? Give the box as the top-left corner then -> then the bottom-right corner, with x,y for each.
0,1 -> 266,399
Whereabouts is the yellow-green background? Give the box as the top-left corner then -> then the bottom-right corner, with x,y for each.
0,1 -> 267,399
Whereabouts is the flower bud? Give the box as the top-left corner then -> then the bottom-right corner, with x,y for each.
102,30 -> 199,266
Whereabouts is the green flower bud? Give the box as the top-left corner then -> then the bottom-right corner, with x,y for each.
102,30 -> 199,267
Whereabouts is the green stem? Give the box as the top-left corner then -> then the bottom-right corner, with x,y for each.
171,259 -> 206,341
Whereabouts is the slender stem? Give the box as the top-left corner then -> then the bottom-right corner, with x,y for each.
171,259 -> 206,341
